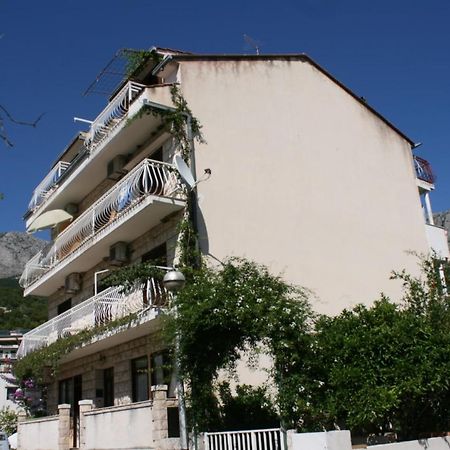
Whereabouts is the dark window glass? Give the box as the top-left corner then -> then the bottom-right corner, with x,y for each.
142,243 -> 167,266
131,356 -> 149,402
58,377 -> 74,406
167,407 -> 180,438
151,350 -> 177,398
149,147 -> 163,162
57,299 -> 72,315
103,367 -> 114,407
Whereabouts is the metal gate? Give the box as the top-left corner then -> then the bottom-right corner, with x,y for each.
204,428 -> 286,450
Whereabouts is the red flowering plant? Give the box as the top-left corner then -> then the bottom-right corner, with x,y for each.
13,378 -> 46,417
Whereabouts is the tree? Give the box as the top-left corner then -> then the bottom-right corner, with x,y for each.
165,258 -> 313,432
293,258 -> 450,440
0,407 -> 18,436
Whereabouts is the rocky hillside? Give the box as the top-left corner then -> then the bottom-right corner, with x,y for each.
434,210 -> 450,246
0,232 -> 47,279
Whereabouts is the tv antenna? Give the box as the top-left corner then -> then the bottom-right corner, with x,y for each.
243,34 -> 261,55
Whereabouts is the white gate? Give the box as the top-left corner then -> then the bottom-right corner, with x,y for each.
204,428 -> 286,450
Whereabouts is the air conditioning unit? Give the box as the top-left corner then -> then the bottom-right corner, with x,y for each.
109,242 -> 129,266
107,155 -> 127,180
65,273 -> 81,294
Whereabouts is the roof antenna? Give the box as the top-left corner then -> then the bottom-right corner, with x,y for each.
243,34 -> 260,55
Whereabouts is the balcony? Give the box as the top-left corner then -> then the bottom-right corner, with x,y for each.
25,82 -> 175,228
425,223 -> 450,260
17,278 -> 168,359
414,156 -> 435,185
28,161 -> 72,212
21,158 -> 185,296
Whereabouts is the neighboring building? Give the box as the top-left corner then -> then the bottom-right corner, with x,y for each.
17,48 -> 449,449
0,330 -> 22,411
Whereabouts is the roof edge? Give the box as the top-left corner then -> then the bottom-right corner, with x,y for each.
169,53 -> 415,146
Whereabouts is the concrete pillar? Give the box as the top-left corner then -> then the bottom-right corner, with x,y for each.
16,410 -> 27,450
58,404 -> 71,450
151,385 -> 169,447
78,400 -> 93,449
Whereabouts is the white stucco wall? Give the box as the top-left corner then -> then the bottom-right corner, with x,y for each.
290,430 -> 352,450
365,436 -> 450,450
0,377 -> 18,412
180,58 -> 430,315
83,401 -> 154,450
18,416 -> 59,450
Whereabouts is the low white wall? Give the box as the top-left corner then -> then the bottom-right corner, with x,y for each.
372,436 -> 450,450
18,416 -> 59,450
83,401 -> 154,450
289,430 -> 352,450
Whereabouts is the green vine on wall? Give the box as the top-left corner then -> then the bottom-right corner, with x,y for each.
124,49 -> 163,78
15,313 -> 138,383
127,85 -> 205,160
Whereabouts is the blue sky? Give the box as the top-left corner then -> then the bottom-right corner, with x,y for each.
0,0 -> 449,232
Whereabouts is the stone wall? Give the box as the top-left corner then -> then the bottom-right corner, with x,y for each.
47,329 -> 166,413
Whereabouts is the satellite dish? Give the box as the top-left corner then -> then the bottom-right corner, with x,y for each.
174,155 -> 196,189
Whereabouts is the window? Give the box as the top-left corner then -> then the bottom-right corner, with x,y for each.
167,407 -> 180,437
151,350 -> 177,398
142,243 -> 167,266
57,299 -> 72,315
131,356 -> 149,402
103,367 -> 114,407
142,243 -> 167,307
6,387 -> 15,401
58,377 -> 74,406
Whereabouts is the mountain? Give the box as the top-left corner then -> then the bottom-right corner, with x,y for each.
0,232 -> 47,278
434,210 -> 450,246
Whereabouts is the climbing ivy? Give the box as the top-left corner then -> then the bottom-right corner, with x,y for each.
163,258 -> 313,431
126,85 -> 205,160
14,313 -> 138,383
101,262 -> 165,293
125,49 -> 163,77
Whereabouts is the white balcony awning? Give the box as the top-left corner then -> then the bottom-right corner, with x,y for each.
27,209 -> 73,233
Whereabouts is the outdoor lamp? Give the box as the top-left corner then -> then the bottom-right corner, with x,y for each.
162,270 -> 186,292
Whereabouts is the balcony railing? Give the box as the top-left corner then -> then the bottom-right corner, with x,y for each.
84,81 -> 145,153
28,161 -> 71,212
414,156 -> 435,184
17,278 -> 168,358
20,158 -> 184,289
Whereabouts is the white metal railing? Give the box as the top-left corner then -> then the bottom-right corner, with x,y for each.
28,161 -> 71,211
17,278 -> 167,358
20,158 -> 184,289
204,428 -> 286,450
84,81 -> 145,152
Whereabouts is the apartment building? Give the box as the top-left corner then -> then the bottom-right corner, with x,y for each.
0,330 -> 22,411
17,48 -> 449,450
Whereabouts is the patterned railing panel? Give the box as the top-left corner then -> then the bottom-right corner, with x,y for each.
204,428 -> 286,450
414,156 -> 435,184
84,81 -> 145,152
17,278 -> 167,358
28,161 -> 71,211
20,158 -> 184,289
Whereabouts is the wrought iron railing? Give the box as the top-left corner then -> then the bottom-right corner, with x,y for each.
204,428 -> 286,450
28,161 -> 71,212
414,156 -> 435,184
20,158 -> 184,289
17,278 -> 168,358
84,81 -> 145,152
